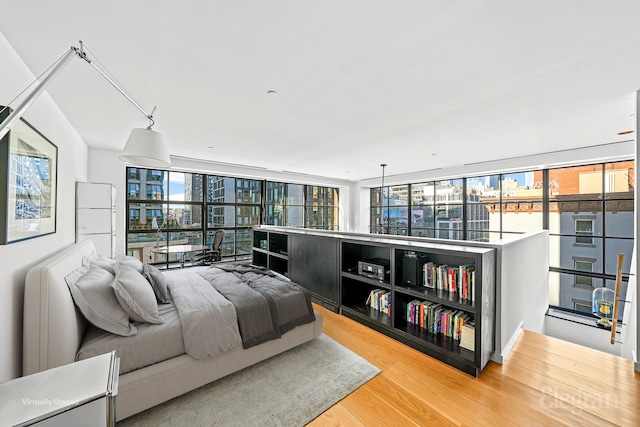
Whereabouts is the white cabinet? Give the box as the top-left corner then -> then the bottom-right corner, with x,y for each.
76,182 -> 116,258
0,351 -> 119,426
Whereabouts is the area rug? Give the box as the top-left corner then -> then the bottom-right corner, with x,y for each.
117,334 -> 380,427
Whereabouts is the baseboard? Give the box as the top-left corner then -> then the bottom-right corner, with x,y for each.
490,321 -> 524,364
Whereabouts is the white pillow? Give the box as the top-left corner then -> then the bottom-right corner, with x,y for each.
65,264 -> 137,336
117,255 -> 144,274
142,263 -> 171,303
90,254 -> 116,275
112,264 -> 164,324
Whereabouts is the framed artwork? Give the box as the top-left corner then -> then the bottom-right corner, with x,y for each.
0,107 -> 58,244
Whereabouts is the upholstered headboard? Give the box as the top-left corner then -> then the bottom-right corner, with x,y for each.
23,240 -> 97,375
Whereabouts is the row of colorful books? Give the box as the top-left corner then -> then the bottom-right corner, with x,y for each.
405,299 -> 473,342
423,262 -> 475,301
365,289 -> 391,316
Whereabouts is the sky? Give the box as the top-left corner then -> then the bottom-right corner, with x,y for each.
169,173 -> 185,201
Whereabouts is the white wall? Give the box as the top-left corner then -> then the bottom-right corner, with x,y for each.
0,33 -> 88,382
491,231 -> 549,363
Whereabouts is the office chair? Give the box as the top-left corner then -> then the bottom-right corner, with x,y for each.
193,229 -> 224,265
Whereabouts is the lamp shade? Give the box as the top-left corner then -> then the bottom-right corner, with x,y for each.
120,128 -> 171,168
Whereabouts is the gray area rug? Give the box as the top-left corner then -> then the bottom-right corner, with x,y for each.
117,334 -> 380,426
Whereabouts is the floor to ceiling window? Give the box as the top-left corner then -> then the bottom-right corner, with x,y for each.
369,160 -> 634,318
265,182 -> 305,227
126,167 -> 340,266
305,186 -> 340,230
126,169 -> 204,266
547,161 -> 634,317
264,183 -> 340,231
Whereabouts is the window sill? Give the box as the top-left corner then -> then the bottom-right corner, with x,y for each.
571,284 -> 594,290
572,243 -> 596,248
545,308 -> 600,328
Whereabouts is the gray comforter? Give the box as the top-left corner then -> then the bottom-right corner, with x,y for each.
198,265 -> 316,349
166,269 -> 242,359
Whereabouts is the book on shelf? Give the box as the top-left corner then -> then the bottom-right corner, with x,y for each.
455,312 -> 470,341
366,289 -> 390,316
423,262 -> 436,289
460,322 -> 475,351
471,270 -> 476,303
427,303 -> 441,334
459,264 -> 475,301
436,264 -> 448,291
448,267 -> 458,294
421,261 -> 476,301
410,300 -> 472,341
407,299 -> 422,325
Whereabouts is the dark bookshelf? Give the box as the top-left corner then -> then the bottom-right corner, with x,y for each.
252,250 -> 267,268
339,238 -> 493,376
268,232 -> 288,256
253,229 -> 340,311
268,254 -> 288,276
253,231 -> 267,246
251,230 -> 289,276
252,227 -> 495,376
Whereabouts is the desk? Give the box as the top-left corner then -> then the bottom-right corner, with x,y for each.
152,244 -> 208,268
0,351 -> 119,426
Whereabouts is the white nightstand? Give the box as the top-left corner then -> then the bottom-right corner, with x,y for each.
0,351 -> 119,426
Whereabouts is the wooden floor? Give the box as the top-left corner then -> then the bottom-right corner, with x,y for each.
309,304 -> 640,427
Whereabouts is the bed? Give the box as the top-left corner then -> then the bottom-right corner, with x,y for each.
23,240 -> 323,421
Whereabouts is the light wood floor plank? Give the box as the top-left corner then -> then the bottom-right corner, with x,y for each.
481,362 -> 616,426
339,381 -> 422,427
362,374 -> 458,427
498,358 -> 622,426
312,304 -> 640,427
308,403 -> 366,427
513,331 -> 640,392
507,346 -> 638,410
387,360 -> 568,427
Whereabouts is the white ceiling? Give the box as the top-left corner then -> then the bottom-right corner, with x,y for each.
1,1 -> 639,181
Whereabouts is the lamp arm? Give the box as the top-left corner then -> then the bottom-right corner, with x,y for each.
82,54 -> 155,127
0,42 -> 156,143
0,47 -> 77,141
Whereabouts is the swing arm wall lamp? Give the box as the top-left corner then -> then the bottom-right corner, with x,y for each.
0,41 -> 171,168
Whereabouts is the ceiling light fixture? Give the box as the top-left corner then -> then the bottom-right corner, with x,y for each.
0,41 -> 171,168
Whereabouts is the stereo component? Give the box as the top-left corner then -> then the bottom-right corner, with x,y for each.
357,259 -> 389,281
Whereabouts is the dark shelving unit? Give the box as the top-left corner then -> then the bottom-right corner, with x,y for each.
252,227 -> 496,376
340,239 -> 494,376
252,229 -> 289,276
